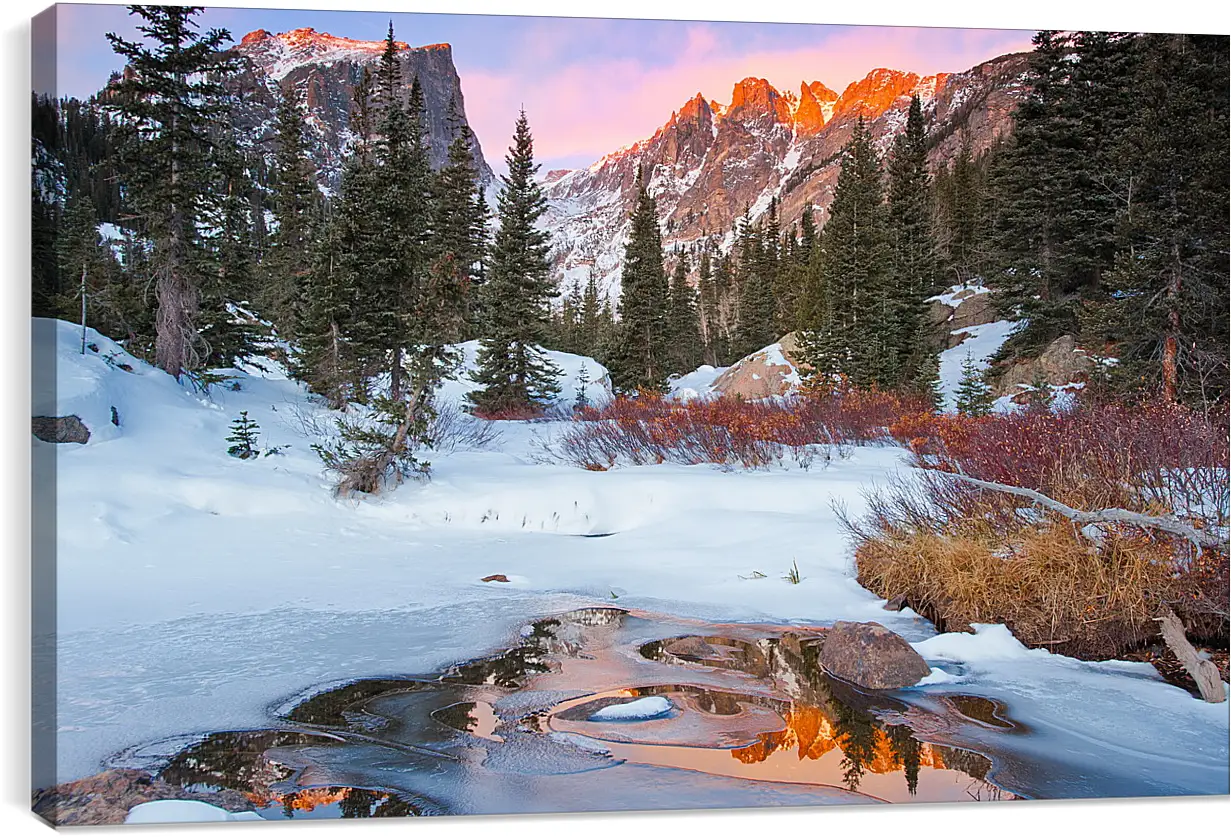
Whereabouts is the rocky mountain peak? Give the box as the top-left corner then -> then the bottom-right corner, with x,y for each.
227,28 -> 492,193
833,68 -> 922,120
726,77 -> 794,127
793,80 -> 839,135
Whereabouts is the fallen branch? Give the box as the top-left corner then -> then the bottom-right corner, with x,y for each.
943,472 -> 1228,553
1156,606 -> 1227,703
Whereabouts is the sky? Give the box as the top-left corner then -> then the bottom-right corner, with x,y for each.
43,3 -> 1035,172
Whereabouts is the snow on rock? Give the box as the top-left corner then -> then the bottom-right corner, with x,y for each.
588,696 -> 674,721
710,334 -> 804,400
667,364 -> 728,402
126,801 -> 263,824
926,281 -> 992,310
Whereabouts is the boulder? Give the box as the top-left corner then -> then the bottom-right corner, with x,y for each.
819,621 -> 931,689
710,332 -> 806,399
31,415 -> 90,444
32,769 -> 255,827
995,335 -> 1097,399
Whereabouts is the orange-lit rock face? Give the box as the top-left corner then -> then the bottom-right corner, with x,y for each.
728,77 -> 795,127
833,68 -> 922,121
793,81 -> 839,136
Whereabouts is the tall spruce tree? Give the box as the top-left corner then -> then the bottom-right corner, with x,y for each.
609,166 -> 670,393
467,110 -> 562,415
797,118 -> 889,387
433,107 -> 486,340
666,251 -> 703,375
1083,34 -> 1229,408
104,5 -> 239,379
885,94 -> 942,384
262,80 -> 319,339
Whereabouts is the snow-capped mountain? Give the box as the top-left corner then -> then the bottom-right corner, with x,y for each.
227,28 -> 494,192
541,52 -> 1032,300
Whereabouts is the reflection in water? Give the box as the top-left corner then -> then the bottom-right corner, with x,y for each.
142,608 -> 1022,818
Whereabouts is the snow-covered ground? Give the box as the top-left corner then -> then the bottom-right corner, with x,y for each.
34,317 -> 1228,798
667,364 -> 728,401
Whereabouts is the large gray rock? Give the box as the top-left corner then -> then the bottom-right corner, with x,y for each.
819,621 -> 931,689
31,415 -> 90,444
31,769 -> 255,826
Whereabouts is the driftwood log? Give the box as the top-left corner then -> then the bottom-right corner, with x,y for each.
945,471 -> 1229,703
1156,607 -> 1227,703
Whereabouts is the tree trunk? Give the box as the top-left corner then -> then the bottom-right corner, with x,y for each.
1156,606 -> 1226,703
1161,242 -> 1182,403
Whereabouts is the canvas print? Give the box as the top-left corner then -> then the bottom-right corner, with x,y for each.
29,1 -> 1230,826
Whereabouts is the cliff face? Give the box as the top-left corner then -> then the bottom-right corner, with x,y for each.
228,28 -> 494,192
541,52 -> 1032,300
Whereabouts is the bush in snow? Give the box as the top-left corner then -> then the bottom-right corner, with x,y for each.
225,412 -> 261,459
850,399 -> 1229,660
548,388 -> 930,471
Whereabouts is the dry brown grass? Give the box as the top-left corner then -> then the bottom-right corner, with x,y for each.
844,464 -> 1228,660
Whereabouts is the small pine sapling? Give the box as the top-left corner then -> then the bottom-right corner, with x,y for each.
226,411 -> 261,459
954,352 -> 994,416
1025,368 -> 1051,411
574,364 -> 590,412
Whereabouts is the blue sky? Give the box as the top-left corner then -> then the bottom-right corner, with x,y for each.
44,4 -> 1035,171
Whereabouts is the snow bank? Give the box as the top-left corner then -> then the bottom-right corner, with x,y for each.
667,364 -> 728,402
125,801 -> 263,824
937,319 -> 1021,412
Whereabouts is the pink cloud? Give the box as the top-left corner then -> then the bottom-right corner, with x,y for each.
460,21 -> 1034,169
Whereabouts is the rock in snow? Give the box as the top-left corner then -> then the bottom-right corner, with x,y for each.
819,621 -> 932,689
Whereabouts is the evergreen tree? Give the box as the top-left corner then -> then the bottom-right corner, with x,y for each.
1083,34 -> 1229,408
468,110 -> 562,415
226,411 -> 260,459
697,248 -> 724,366
578,267 -> 606,359
666,252 -> 703,375
295,214 -> 357,408
433,98 -> 487,338
104,5 -> 240,379
733,211 -> 777,357
797,118 -> 889,387
954,352 -> 994,416
262,80 -> 319,338
199,131 -> 261,368
608,166 -> 670,393
54,193 -> 123,341
886,94 -> 942,384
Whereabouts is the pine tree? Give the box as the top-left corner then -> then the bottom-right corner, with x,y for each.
954,352 -> 994,416
1083,34 -> 1229,408
262,80 -> 319,338
608,166 -> 670,393
734,211 -> 777,357
104,5 -> 240,379
54,193 -> 124,342
886,94 -> 942,386
468,110 -> 562,415
697,248 -> 724,367
226,411 -> 260,459
797,118 -> 889,387
199,132 -> 261,369
578,267 -> 605,359
433,97 -> 486,339
666,251 -> 703,375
